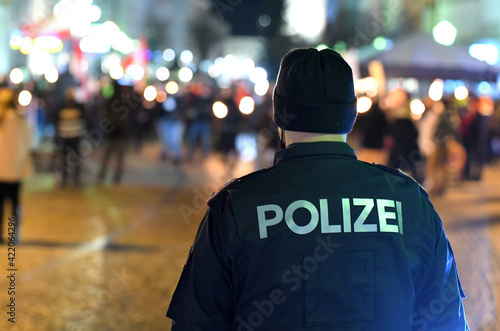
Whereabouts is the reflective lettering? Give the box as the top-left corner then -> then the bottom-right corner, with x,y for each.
257,204 -> 283,239
342,198 -> 351,232
397,201 -> 403,234
255,198 -> 404,238
320,199 -> 341,233
353,198 -> 376,232
285,200 -> 318,235
377,199 -> 399,233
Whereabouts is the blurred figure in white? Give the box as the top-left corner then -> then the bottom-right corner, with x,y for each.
419,98 -> 453,196
0,87 -> 32,243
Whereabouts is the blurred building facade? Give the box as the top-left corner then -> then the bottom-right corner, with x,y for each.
423,0 -> 500,43
2,0 -> 500,79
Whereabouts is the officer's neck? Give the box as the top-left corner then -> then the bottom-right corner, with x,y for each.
283,130 -> 347,147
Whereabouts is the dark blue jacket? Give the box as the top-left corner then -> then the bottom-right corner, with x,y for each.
167,142 -> 469,330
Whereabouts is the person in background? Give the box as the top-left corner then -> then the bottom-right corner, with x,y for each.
354,95 -> 389,164
0,87 -> 32,243
419,98 -> 454,196
98,80 -> 132,184
55,88 -> 86,187
217,84 -> 241,161
186,78 -> 214,162
386,88 -> 425,184
154,87 -> 185,164
458,95 -> 493,181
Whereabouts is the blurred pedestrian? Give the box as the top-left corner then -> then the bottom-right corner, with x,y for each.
130,87 -> 147,152
155,90 -> 185,164
166,48 -> 469,330
458,95 -> 492,181
98,81 -> 132,184
0,87 -> 32,243
186,80 -> 214,161
55,88 -> 86,187
255,89 -> 277,169
355,95 -> 389,164
387,89 -> 425,183
217,85 -> 240,160
419,98 -> 453,195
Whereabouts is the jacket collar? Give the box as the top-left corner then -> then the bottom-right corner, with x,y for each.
273,141 -> 357,165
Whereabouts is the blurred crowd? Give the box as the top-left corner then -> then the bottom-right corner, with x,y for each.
1,70 -> 500,200
0,71 -> 277,188
353,88 -> 500,196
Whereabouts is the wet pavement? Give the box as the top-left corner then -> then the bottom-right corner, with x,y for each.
0,142 -> 498,330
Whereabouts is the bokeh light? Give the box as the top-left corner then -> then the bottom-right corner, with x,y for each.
316,44 -> 329,51
357,96 -> 372,113
213,101 -> 228,119
18,90 -> 32,106
111,32 -> 135,54
44,66 -> 59,83
156,67 -> 170,81
80,36 -> 111,54
355,77 -> 378,97
144,86 -> 157,101
163,48 -> 175,62
33,36 -> 63,53
19,37 -> 33,54
258,14 -> 271,28
333,41 -> 348,53
254,80 -> 270,96
165,81 -> 179,94
478,81 -> 492,95
433,20 -> 457,46
410,99 -> 425,120
284,0 -> 327,42
428,79 -> 444,101
126,65 -> 145,81
239,96 -> 255,115
180,50 -> 193,64
9,68 -> 24,84
9,29 -> 23,50
178,67 -> 193,82
454,86 -> 469,100
156,91 -> 167,103
241,58 -> 255,75
109,65 -> 124,80
249,67 -> 267,84
469,43 -> 499,65
373,36 -> 390,50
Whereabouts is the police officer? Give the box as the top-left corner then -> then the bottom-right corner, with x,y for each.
166,48 -> 469,330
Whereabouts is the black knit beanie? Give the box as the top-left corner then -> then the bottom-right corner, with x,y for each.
273,48 -> 357,134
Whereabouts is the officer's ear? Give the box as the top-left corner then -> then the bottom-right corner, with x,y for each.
352,111 -> 358,128
278,128 -> 286,150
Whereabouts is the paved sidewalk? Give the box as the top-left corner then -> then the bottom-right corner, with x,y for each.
431,165 -> 500,331
0,143 -> 497,330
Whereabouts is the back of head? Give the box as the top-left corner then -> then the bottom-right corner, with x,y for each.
273,48 -> 357,134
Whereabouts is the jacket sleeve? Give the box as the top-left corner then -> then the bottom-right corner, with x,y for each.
411,199 -> 469,330
166,194 -> 235,330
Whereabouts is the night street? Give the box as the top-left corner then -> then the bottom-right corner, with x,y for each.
0,143 -> 498,330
